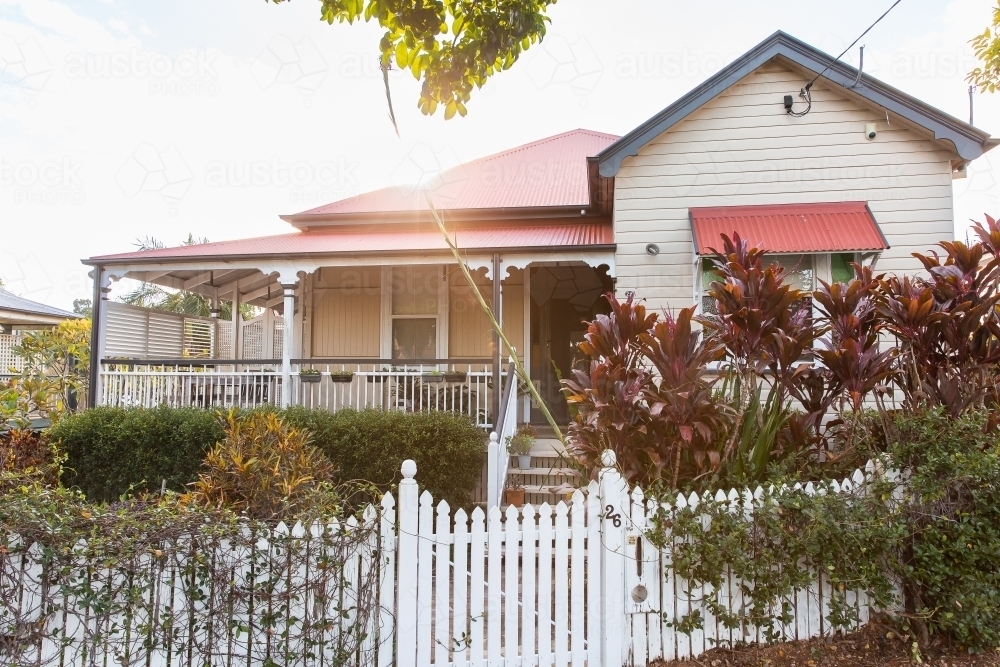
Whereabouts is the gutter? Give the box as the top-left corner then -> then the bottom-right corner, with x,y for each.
82,244 -> 618,267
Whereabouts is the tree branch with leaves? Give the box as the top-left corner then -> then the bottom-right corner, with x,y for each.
266,0 -> 557,118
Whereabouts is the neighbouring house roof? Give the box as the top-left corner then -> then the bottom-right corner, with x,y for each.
85,220 -> 615,264
689,202 -> 889,255
0,288 -> 79,327
280,129 -> 620,225
597,31 -> 996,177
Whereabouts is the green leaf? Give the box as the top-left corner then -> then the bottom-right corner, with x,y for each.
394,41 -> 409,68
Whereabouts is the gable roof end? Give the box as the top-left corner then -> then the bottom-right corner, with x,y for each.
597,31 -> 995,177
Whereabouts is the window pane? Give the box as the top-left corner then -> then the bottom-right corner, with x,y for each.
771,254 -> 813,291
392,318 -> 437,359
391,266 -> 440,315
701,259 -> 722,291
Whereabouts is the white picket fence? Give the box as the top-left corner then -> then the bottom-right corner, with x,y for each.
2,453 -> 889,667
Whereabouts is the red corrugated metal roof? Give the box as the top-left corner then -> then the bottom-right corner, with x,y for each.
89,221 -> 614,262
690,202 -> 889,255
287,129 -> 620,219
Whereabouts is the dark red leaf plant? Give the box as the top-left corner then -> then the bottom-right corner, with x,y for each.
698,233 -> 815,466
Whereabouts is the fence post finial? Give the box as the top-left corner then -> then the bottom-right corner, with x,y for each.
600,449 -> 617,468
401,459 -> 417,481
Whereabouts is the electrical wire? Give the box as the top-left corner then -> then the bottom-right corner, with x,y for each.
786,0 -> 904,117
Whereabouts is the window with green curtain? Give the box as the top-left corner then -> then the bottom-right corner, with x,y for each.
831,253 -> 855,284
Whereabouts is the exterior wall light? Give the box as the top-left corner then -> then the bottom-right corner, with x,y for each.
645,243 -> 660,256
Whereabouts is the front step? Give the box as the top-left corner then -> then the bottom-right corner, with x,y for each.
505,432 -> 585,506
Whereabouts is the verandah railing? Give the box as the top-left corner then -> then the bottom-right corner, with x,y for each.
98,358 -> 498,428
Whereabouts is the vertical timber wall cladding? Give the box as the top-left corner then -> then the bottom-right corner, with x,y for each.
612,60 -> 956,312
311,267 -> 381,358
448,268 -> 525,361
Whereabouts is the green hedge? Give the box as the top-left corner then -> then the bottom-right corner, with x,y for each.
279,407 -> 487,508
50,407 -> 487,507
50,406 -> 224,503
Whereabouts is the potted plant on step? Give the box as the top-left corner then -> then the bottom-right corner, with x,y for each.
299,369 -> 322,383
330,370 -> 354,383
504,480 -> 525,508
507,424 -> 537,470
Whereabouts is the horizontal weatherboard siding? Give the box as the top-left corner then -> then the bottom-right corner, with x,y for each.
613,61 -> 956,311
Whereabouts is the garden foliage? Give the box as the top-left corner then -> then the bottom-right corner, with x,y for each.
51,405 -> 225,502
0,481 -> 380,667
1,318 -> 90,422
565,213 -> 1000,650
565,214 -> 1000,487
183,410 -> 339,520
51,406 -> 486,508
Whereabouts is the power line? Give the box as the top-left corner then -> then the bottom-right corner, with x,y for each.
806,0 -> 903,92
786,0 -> 904,117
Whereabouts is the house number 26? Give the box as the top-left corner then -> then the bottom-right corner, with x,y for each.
604,505 -> 622,527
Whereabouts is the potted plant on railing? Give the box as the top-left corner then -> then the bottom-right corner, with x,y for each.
298,369 -> 322,383
420,370 -> 444,383
367,366 -> 390,383
330,370 -> 354,383
444,369 -> 467,383
507,424 -> 536,470
504,479 -> 525,508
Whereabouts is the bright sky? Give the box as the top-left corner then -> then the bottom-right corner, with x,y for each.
1,0 -> 998,309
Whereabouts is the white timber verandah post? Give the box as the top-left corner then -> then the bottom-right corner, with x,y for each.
230,280 -> 241,364
280,281 -> 296,407
600,449 -> 628,667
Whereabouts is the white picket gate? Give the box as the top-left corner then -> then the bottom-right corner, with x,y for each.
2,452 -> 888,667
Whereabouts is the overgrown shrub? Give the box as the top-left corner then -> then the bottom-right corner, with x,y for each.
278,407 -> 487,508
881,408 -> 1000,650
647,408 -> 1000,652
647,475 -> 899,641
184,410 -> 338,520
50,406 -> 225,502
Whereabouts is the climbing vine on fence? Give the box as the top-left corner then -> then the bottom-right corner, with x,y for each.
0,482 -> 383,667
645,468 -> 903,643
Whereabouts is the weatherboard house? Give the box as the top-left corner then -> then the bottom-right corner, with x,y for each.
84,31 -> 995,472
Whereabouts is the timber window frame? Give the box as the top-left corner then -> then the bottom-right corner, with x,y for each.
380,265 -> 449,360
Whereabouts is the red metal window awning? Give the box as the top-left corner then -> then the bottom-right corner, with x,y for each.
689,202 -> 889,256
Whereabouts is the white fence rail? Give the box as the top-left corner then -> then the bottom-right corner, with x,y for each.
2,453 -> 888,667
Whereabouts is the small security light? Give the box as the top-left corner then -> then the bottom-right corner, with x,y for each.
645,243 -> 660,256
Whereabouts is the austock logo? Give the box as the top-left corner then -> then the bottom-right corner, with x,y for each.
116,144 -> 193,204
1,156 -> 85,205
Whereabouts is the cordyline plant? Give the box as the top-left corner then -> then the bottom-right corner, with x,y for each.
700,234 -> 815,470
563,295 -> 728,487
878,215 -> 1000,417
